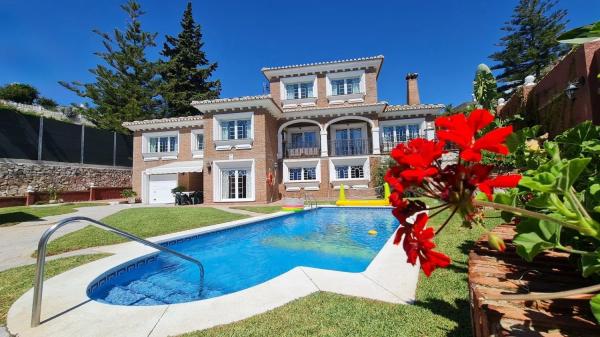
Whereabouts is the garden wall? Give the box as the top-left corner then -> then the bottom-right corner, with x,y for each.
0,159 -> 131,198
497,40 -> 600,136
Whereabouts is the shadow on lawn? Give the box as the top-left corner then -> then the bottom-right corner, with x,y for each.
414,297 -> 472,337
0,212 -> 41,227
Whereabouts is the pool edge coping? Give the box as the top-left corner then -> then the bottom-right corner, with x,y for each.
7,206 -> 419,337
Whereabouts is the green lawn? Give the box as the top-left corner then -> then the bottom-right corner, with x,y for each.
43,207 -> 247,256
0,254 -> 109,325
231,206 -> 283,214
181,208 -> 504,337
0,203 -> 108,227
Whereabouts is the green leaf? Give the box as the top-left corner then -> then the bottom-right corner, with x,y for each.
544,141 -> 561,163
494,192 -> 517,222
557,158 -> 591,192
514,218 -> 561,261
591,295 -> 600,324
514,231 -> 556,262
581,253 -> 600,277
474,192 -> 489,201
519,173 -> 558,193
526,193 -> 552,208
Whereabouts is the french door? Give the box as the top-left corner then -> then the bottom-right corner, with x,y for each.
221,169 -> 249,200
335,127 -> 363,156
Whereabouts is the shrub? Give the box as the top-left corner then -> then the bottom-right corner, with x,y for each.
120,189 -> 137,198
0,83 -> 39,104
37,97 -> 58,110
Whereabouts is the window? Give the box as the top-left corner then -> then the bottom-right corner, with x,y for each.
335,165 -> 349,179
382,124 -> 420,144
289,131 -> 317,148
350,165 -> 364,179
221,169 -> 249,200
286,82 -> 314,99
220,119 -> 251,140
288,167 -> 317,181
289,168 -> 302,181
195,133 -> 204,151
335,165 -> 365,179
331,77 -> 361,96
148,136 -> 177,153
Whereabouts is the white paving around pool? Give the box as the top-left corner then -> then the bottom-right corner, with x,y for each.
7,207 -> 420,337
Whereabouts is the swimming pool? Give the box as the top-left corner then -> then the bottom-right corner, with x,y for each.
87,207 -> 398,306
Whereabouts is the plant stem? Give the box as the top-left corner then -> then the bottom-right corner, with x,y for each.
429,205 -> 452,219
484,283 -> 600,301
435,207 -> 458,235
472,199 -> 588,234
555,244 -> 595,256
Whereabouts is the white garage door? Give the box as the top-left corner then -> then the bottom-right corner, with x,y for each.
148,174 -> 177,204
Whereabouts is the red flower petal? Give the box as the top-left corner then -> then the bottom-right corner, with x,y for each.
467,109 -> 494,132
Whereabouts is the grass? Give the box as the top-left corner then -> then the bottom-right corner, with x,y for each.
181,207 -> 504,337
43,207 -> 248,256
230,206 -> 283,214
0,254 -> 109,325
0,202 -> 108,227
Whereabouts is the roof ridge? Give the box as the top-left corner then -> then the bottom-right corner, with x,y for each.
192,94 -> 271,105
122,114 -> 203,126
261,55 -> 384,72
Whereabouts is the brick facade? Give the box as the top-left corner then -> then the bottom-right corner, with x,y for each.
125,56 -> 444,204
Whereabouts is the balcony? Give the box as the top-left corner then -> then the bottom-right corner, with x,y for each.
379,134 -> 425,153
283,140 -> 321,158
329,138 -> 371,157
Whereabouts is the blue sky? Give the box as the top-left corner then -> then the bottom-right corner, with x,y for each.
1,0 -> 598,107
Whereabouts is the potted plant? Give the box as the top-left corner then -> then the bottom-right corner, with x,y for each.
385,109 -> 600,324
47,186 -> 60,204
171,185 -> 185,194
121,189 -> 137,204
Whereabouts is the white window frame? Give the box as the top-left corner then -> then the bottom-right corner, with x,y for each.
379,118 -> 426,144
212,159 -> 255,202
142,131 -> 179,161
330,122 -> 367,142
326,70 -> 366,97
285,126 -> 320,146
191,129 -> 204,159
279,75 -> 318,102
212,111 -> 254,150
282,158 -> 321,183
328,156 -> 370,182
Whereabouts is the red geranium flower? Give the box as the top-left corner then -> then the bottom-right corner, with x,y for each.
435,109 -> 513,162
477,174 -> 522,201
390,138 -> 444,183
394,213 -> 451,276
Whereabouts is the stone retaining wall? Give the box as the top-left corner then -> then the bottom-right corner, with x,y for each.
0,160 -> 131,197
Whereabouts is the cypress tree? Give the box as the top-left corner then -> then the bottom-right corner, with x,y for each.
159,2 -> 221,117
60,0 -> 161,131
490,0 -> 568,94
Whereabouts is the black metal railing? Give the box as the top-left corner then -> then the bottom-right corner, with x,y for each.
329,138 -> 370,156
379,133 -> 425,153
283,140 -> 321,158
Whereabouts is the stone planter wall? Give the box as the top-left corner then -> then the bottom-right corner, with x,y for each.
468,224 -> 600,336
0,159 -> 131,197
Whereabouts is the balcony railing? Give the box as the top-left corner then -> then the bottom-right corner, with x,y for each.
329,138 -> 370,157
380,134 -> 425,153
283,140 -> 321,158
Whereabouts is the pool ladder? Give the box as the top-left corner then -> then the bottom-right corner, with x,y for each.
304,192 -> 318,209
30,216 -> 205,328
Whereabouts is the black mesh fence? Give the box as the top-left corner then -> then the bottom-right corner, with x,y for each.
41,118 -> 82,163
0,108 -> 39,159
115,133 -> 133,166
0,108 -> 132,166
84,126 -> 114,165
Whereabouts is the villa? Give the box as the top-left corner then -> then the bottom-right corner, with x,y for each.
123,55 -> 444,204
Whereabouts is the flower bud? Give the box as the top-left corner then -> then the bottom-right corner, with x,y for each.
488,232 -> 506,252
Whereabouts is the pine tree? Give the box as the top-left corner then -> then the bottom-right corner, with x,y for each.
60,0 -> 161,131
490,0 -> 568,94
159,2 -> 220,116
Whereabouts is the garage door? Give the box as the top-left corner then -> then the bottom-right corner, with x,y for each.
148,174 -> 177,204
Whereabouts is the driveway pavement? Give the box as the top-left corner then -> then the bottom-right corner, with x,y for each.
0,203 -> 139,271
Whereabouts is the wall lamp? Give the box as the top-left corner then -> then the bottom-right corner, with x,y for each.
565,77 -> 585,101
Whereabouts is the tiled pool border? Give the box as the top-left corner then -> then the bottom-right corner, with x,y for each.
8,206 -> 420,337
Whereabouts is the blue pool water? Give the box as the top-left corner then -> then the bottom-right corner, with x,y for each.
88,207 -> 398,306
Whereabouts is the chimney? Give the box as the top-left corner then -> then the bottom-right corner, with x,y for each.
406,73 -> 420,105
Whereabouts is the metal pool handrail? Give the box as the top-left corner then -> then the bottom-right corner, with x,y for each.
304,192 -> 318,209
30,216 -> 205,327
